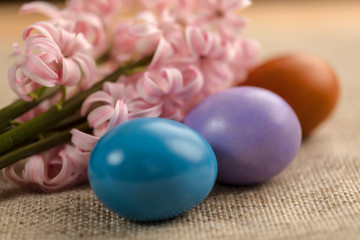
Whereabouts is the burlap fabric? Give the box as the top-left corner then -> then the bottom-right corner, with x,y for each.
0,1 -> 359,239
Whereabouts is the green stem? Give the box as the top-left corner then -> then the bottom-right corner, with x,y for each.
0,54 -> 153,156
0,86 -> 61,131
96,50 -> 111,65
55,86 -> 66,110
47,113 -> 86,132
0,122 -> 90,169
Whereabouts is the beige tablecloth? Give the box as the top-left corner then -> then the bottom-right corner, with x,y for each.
0,1 -> 359,239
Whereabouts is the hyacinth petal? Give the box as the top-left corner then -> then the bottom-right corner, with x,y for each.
203,31 -> 220,57
72,53 -> 97,89
135,11 -> 158,23
106,100 -> 129,131
177,66 -> 204,98
2,166 -> 27,186
137,72 -> 164,104
205,0 -> 218,9
71,13 -> 107,56
71,129 -> 99,152
149,37 -> 174,69
103,82 -> 125,101
8,63 -> 33,101
61,58 -> 82,86
161,68 -> 183,94
241,38 -> 261,66
22,155 -> 45,185
22,54 -> 57,87
23,21 -> 59,43
20,1 -> 60,18
186,27 -> 206,56
135,34 -> 159,55
128,101 -> 162,118
39,53 -> 57,65
87,105 -> 114,128
224,14 -> 248,30
81,91 -> 114,116
43,158 -> 74,188
25,37 -> 62,62
208,60 -> 233,80
224,0 -> 252,10
129,22 -> 160,37
60,145 -> 89,172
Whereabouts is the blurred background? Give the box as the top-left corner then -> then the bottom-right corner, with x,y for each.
0,0 -> 359,112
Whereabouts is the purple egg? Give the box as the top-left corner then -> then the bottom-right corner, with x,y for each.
184,86 -> 302,185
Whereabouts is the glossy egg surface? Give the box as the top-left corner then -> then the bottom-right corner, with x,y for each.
243,52 -> 340,136
184,87 -> 301,185
88,118 -> 218,222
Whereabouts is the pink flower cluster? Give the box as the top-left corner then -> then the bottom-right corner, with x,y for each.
4,0 -> 260,192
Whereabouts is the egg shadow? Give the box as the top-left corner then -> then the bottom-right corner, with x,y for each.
209,181 -> 266,197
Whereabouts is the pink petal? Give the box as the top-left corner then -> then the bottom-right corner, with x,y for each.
25,37 -> 62,62
135,35 -> 159,55
59,30 -> 91,57
161,68 -> 183,94
22,155 -> 45,185
60,145 -> 89,171
2,166 -> 27,186
241,38 -> 261,67
81,91 -> 114,116
20,1 -> 60,18
22,54 -> 58,87
87,105 -> 114,128
128,101 -> 162,118
61,58 -> 82,86
106,100 -> 129,131
205,0 -> 219,10
72,53 -> 97,89
129,22 -> 160,37
43,157 -> 75,189
71,129 -> 99,151
23,21 -> 59,42
149,37 -> 174,69
8,63 -> 33,101
93,122 -> 108,137
137,72 -> 164,104
177,66 -> 204,98
224,14 -> 248,30
224,0 -> 252,11
206,60 -> 234,80
185,26 -> 206,56
135,11 -> 158,24
103,82 -> 125,100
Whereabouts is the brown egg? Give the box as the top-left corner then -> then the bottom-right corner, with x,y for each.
242,52 -> 340,137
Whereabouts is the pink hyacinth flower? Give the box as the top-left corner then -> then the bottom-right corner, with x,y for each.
229,37 -> 260,84
129,9 -> 185,56
195,0 -> 251,38
8,21 -> 96,101
81,81 -> 161,137
184,26 -> 234,95
70,100 -> 128,156
111,22 -> 139,64
66,0 -> 121,18
20,2 -> 108,57
137,66 -> 203,121
2,145 -> 88,192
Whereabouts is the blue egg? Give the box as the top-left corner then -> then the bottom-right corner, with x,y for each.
88,118 -> 217,222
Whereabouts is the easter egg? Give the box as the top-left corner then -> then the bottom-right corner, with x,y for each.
242,52 -> 340,136
88,118 -> 217,222
184,87 -> 301,185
